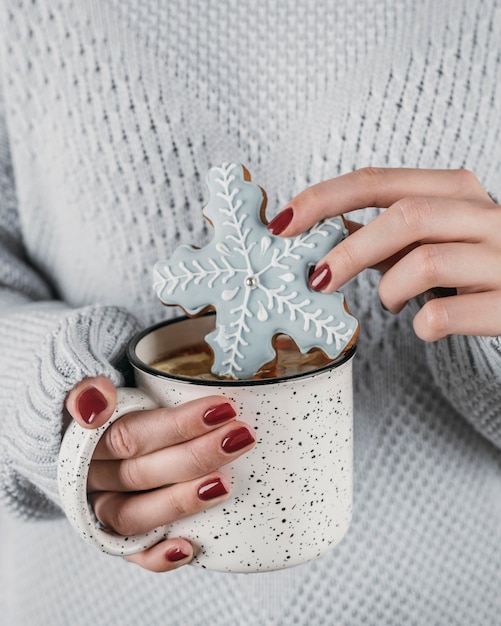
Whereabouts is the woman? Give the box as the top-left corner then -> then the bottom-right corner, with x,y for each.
1,1 -> 500,624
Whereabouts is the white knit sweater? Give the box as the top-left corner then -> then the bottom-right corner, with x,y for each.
1,1 -> 500,624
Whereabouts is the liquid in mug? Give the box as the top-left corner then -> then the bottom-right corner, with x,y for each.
150,334 -> 333,380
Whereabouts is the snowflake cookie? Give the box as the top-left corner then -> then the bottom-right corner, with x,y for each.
153,162 -> 359,379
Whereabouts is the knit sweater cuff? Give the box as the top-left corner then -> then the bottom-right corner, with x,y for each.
424,334 -> 501,449
0,304 -> 140,519
410,295 -> 501,448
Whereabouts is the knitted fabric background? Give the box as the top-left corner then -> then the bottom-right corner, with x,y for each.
0,1 -> 500,624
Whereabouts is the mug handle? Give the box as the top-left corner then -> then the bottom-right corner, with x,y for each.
58,387 -> 169,556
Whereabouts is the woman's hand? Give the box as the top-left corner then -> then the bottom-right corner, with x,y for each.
65,376 -> 256,572
268,168 -> 501,340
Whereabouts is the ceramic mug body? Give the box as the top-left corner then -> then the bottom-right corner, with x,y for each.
58,315 -> 355,573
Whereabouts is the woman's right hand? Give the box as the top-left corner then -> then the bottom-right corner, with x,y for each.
65,376 -> 256,572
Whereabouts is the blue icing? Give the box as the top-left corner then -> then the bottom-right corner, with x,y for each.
154,162 -> 359,379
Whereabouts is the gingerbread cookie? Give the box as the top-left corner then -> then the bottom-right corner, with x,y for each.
153,162 -> 359,379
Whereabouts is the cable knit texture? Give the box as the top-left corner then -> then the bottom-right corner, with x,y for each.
0,1 -> 500,624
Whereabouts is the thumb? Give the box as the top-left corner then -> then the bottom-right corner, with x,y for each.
65,376 -> 117,429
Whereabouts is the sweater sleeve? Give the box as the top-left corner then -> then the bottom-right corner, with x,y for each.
410,295 -> 501,450
423,333 -> 501,450
0,77 -> 140,520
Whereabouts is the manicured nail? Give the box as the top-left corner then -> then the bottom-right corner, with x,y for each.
77,387 -> 107,424
166,547 -> 190,562
221,426 -> 255,454
198,478 -> 229,501
267,207 -> 294,235
203,402 -> 237,425
309,263 -> 332,291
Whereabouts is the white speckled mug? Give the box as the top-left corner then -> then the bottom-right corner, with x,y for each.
58,315 -> 355,573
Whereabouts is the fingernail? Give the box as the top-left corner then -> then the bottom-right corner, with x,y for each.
77,387 -> 107,424
267,207 -> 294,235
309,263 -> 332,291
198,477 -> 229,501
221,426 -> 255,454
203,402 -> 237,425
166,547 -> 190,563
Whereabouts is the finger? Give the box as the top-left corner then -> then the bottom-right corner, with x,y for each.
88,421 -> 256,492
272,168 -> 491,236
343,219 -> 418,273
125,538 -> 194,572
413,290 -> 501,341
379,242 -> 501,314
65,376 -> 117,429
92,472 -> 231,536
309,197 -> 498,293
93,396 -> 237,460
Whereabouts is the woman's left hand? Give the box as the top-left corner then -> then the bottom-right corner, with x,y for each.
268,167 -> 501,341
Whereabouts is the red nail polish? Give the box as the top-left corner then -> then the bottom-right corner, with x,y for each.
267,207 -> 294,235
221,426 -> 255,454
77,387 -> 107,424
203,402 -> 237,425
198,478 -> 229,501
309,264 -> 332,291
166,547 -> 190,562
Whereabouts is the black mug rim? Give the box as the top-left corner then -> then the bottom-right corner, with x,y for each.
127,314 -> 357,387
